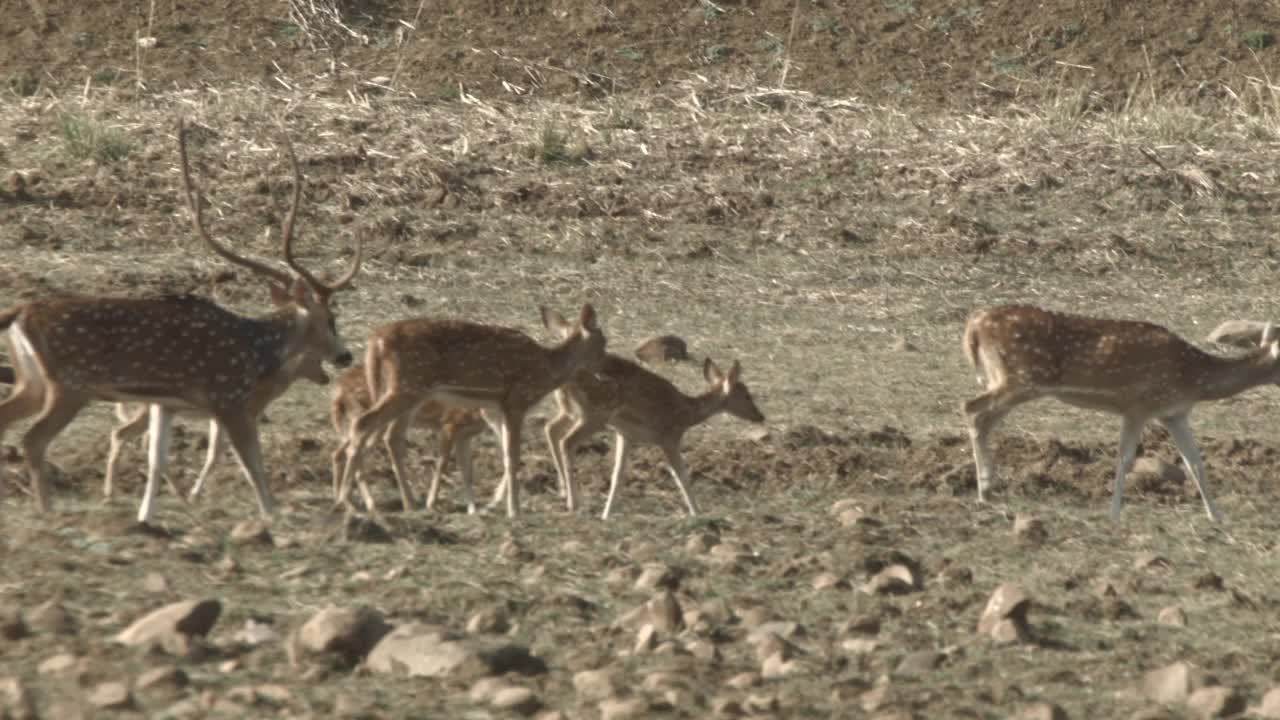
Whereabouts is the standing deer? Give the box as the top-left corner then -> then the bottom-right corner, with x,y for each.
328,363 -> 492,513
535,352 -> 765,520
963,304 -> 1280,523
335,305 -> 607,517
0,120 -> 361,522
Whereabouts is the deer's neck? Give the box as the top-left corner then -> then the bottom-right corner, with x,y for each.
244,309 -> 310,409
668,385 -> 726,433
1197,350 -> 1277,401
544,337 -> 591,397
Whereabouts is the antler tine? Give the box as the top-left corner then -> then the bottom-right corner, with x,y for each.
178,120 -> 292,287
278,131 -> 362,295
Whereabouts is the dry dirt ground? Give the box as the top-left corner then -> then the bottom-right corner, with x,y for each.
5,1 -> 1280,718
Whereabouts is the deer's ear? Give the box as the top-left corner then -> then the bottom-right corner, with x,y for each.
579,303 -> 597,330
1262,322 -> 1277,347
269,283 -> 290,306
728,359 -> 742,384
703,357 -> 724,384
1270,340 -> 1280,360
541,306 -> 569,335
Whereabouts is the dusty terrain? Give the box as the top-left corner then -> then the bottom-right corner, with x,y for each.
4,1 -> 1280,718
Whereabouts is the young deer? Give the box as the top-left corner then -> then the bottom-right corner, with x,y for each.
101,350 -> 329,502
529,351 -> 764,520
329,363 -> 491,513
335,305 -> 606,517
963,304 -> 1280,523
0,120 -> 361,522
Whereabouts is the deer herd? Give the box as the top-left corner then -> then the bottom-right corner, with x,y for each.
0,121 -> 1273,527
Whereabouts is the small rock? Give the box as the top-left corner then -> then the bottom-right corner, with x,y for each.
293,606 -> 390,666
830,498 -> 862,516
1134,552 -> 1170,570
235,618 -> 280,646
88,682 -> 133,709
709,541 -> 754,565
28,601 -> 76,635
1157,606 -> 1187,628
646,591 -> 683,633
1131,457 -> 1185,485
686,638 -> 720,662
0,676 -> 35,720
685,532 -> 718,554
142,572 -> 170,594
634,623 -> 659,654
812,572 -> 848,591
634,335 -> 689,364
744,693 -> 780,713
861,680 -> 892,712
1186,685 -> 1245,719
573,669 -> 618,701
711,696 -> 744,717
1018,701 -> 1069,720
0,606 -> 28,641
499,536 -> 533,562
1013,514 -> 1047,543
599,697 -> 647,720
841,613 -> 881,636
1142,662 -> 1211,705
726,671 -> 760,689
135,666 -> 189,692
37,653 -> 78,675
255,684 -> 292,704
761,651 -> 800,679
492,686 -> 540,716
735,605 -> 775,628
634,564 -> 677,591
114,599 -> 222,650
894,650 -> 943,677
865,564 -> 919,595
466,606 -> 510,635
469,677 -> 511,703
977,583 -> 1030,642
228,519 -> 273,546
626,541 -> 660,563
1193,572 -> 1225,592
842,637 -> 879,655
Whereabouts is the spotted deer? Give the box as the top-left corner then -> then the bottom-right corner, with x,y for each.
329,363 -> 492,513
530,350 -> 765,520
0,120 -> 361,522
963,304 -> 1280,523
335,305 -> 607,518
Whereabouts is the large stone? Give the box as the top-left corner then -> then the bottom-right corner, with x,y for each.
114,599 -> 222,650
366,623 -> 545,679
865,564 -> 919,595
293,606 -> 390,666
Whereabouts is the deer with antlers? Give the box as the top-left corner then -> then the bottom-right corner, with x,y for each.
335,305 -> 607,517
963,304 -> 1280,523
0,120 -> 361,522
534,351 -> 765,520
328,363 -> 492,513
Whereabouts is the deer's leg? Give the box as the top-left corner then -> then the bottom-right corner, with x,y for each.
543,413 -> 573,500
0,375 -> 46,505
383,414 -> 417,512
1109,415 -> 1143,523
20,388 -> 87,512
499,414 -> 525,518
340,393 -> 417,511
104,404 -> 148,499
660,440 -> 700,518
1159,414 -> 1222,523
601,432 -> 632,521
188,419 -> 226,500
456,433 -> 478,515
559,415 -> 606,513
964,385 -> 1035,502
427,427 -> 456,512
136,406 -> 176,523
216,412 -> 274,519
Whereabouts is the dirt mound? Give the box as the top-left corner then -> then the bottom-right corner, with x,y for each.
6,1 -> 1278,108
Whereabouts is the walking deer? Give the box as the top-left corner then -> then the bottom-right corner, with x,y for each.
962,304 -> 1280,523
0,120 -> 361,522
329,364 -> 491,513
335,305 -> 606,517
535,351 -> 765,520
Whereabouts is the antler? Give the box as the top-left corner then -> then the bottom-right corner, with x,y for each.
278,134 -> 363,297
177,120 -> 293,287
